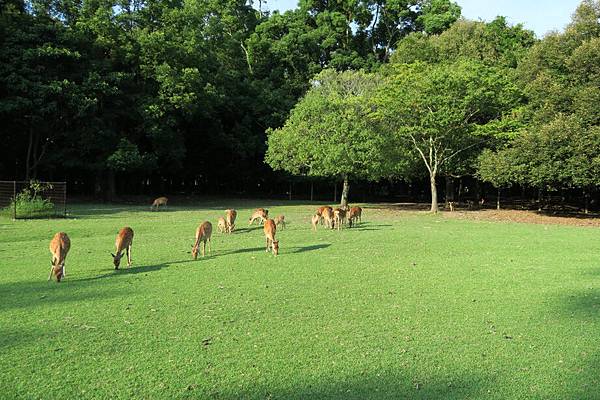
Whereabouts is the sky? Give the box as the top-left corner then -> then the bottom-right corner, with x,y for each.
262,0 -> 583,38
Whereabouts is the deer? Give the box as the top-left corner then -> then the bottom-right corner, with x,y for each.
151,196 -> 168,211
217,217 -> 227,234
49,232 -> 70,282
321,207 -> 334,229
274,215 -> 286,230
225,209 -> 237,233
311,214 -> 321,231
263,218 -> 279,256
347,206 -> 362,227
316,206 -> 333,225
333,208 -> 347,231
249,208 -> 269,226
112,227 -> 134,269
192,221 -> 212,259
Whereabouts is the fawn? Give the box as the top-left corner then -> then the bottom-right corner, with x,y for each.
112,227 -> 134,269
263,219 -> 279,256
225,209 -> 237,233
192,221 -> 212,259
49,232 -> 70,282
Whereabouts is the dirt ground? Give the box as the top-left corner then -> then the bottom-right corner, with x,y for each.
367,203 -> 600,227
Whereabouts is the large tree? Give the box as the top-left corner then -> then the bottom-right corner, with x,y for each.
265,69 -> 399,208
375,60 -> 521,212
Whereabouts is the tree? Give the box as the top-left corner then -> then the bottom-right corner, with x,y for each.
376,60 -> 521,212
265,69 -> 398,208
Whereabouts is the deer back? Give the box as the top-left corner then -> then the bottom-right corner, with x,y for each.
115,227 -> 134,252
263,219 -> 276,239
50,232 -> 70,265
197,221 -> 212,241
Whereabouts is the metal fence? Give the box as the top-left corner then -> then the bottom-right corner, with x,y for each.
0,181 -> 67,219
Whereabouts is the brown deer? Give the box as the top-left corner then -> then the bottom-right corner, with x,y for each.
263,218 -> 279,256
321,207 -> 334,229
112,227 -> 134,269
333,208 -> 347,231
151,196 -> 168,211
192,221 -> 212,259
249,208 -> 269,226
347,206 -> 363,227
217,217 -> 227,234
49,232 -> 70,282
311,214 -> 320,231
225,209 -> 237,233
316,206 -> 333,225
274,215 -> 286,230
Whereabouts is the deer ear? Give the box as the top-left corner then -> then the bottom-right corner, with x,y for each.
111,253 -> 115,257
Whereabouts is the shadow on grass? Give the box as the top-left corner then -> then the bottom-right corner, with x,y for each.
0,278 -> 125,312
214,372 -> 493,400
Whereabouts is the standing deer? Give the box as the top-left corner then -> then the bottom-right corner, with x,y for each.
316,206 -> 333,225
263,218 -> 279,256
49,232 -> 70,282
249,208 -> 269,226
151,196 -> 168,211
333,208 -> 347,231
112,227 -> 134,269
322,207 -> 334,229
274,215 -> 286,230
225,209 -> 237,233
347,206 -> 363,227
311,214 -> 320,231
192,221 -> 212,259
217,217 -> 227,234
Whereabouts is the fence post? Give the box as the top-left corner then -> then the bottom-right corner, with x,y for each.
13,181 -> 16,220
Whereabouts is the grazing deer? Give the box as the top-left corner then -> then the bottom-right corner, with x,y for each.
348,206 -> 363,227
263,219 -> 279,256
249,208 -> 269,226
49,232 -> 70,282
225,209 -> 237,233
311,214 -> 320,231
316,206 -> 333,225
217,217 -> 227,234
192,221 -> 212,259
151,196 -> 168,211
448,202 -> 455,212
274,215 -> 286,230
321,207 -> 334,229
112,227 -> 134,269
333,208 -> 347,231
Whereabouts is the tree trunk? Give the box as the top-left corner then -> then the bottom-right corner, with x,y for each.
333,183 -> 337,203
444,176 -> 454,207
430,173 -> 438,213
497,188 -> 501,210
289,183 -> 292,201
25,128 -> 33,181
340,175 -> 350,209
310,182 -> 314,202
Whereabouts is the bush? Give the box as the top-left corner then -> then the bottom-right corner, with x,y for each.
3,181 -> 56,218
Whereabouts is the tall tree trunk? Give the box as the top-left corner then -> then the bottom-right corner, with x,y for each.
25,128 -> 33,181
497,188 -> 501,210
333,183 -> 337,203
107,169 -> 116,201
340,175 -> 350,209
430,173 -> 438,213
310,182 -> 314,202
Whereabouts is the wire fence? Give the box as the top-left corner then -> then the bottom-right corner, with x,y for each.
0,181 -> 67,219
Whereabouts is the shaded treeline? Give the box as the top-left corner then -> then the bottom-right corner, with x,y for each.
0,0 -> 462,198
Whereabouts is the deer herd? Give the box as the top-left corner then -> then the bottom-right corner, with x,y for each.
46,197 -> 363,283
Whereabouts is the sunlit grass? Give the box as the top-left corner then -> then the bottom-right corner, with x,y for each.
1,201 -> 600,399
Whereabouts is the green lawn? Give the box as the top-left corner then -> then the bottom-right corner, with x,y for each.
1,200 -> 600,399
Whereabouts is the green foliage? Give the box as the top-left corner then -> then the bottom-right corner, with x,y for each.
107,138 -> 157,172
265,69 -> 398,181
417,0 -> 461,35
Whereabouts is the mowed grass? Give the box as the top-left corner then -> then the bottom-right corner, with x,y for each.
1,200 -> 600,399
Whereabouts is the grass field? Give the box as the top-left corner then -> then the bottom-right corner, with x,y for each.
1,200 -> 600,399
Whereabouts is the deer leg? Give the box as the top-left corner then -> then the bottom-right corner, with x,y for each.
266,237 -> 270,252
48,266 -> 54,281
207,238 -> 211,255
127,245 -> 132,267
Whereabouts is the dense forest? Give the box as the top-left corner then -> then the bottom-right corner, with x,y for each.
2,0 -> 600,210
